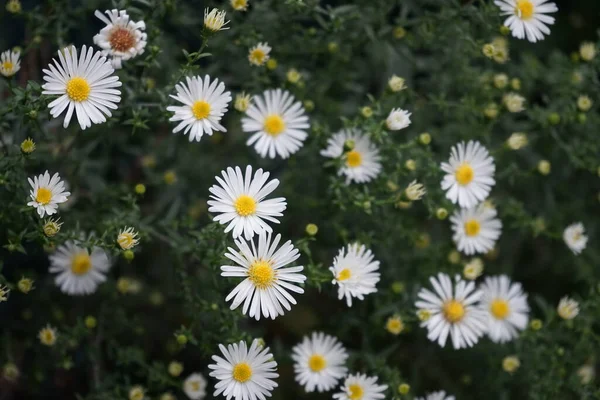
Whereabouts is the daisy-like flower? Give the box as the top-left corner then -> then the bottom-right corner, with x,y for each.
416,391 -> 456,400
221,230 -> 305,320
329,243 -> 381,307
208,165 -> 286,240
204,8 -> 229,32
415,273 -> 488,349
48,240 -> 112,295
42,45 -> 122,130
495,0 -> 557,43
208,339 -> 278,400
320,128 -> 382,184
117,227 -> 139,250
563,222 -> 587,255
450,205 -> 502,255
479,275 -> 529,343
0,49 -> 21,77
557,296 -> 579,320
38,325 -> 58,346
248,42 -> 271,66
27,171 -> 71,218
385,108 -> 412,131
167,75 -> 232,142
242,89 -> 309,159
440,141 -> 495,209
292,332 -> 348,393
93,9 -> 147,69
333,373 -> 388,400
183,373 -> 207,400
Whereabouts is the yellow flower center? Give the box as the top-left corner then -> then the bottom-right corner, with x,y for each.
455,163 -> 474,185
386,318 -> 404,334
348,384 -> 364,400
2,61 -> 13,71
248,260 -> 275,289
109,27 -> 136,52
443,300 -> 466,323
41,330 -> 55,344
188,380 -> 201,391
35,187 -> 52,205
263,114 -> 286,136
118,233 -> 135,249
345,150 -> 362,168
464,219 -> 481,237
234,195 -> 257,216
337,268 -> 351,281
232,362 -> 252,383
490,299 -> 510,319
71,252 -> 92,275
515,0 -> 534,20
192,100 -> 211,120
308,354 -> 327,372
66,77 -> 91,102
250,49 -> 266,65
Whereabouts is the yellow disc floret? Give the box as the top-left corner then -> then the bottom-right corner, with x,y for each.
515,0 -> 534,20
308,354 -> 327,372
443,299 -> 466,323
337,268 -> 351,281
71,253 -> 92,275
35,187 -> 52,205
248,260 -> 275,289
345,150 -> 362,168
263,114 -> 286,136
455,164 -> 474,185
232,362 -> 252,383
234,195 -> 257,216
490,299 -> 510,319
66,77 -> 91,102
192,100 -> 211,120
464,219 -> 481,237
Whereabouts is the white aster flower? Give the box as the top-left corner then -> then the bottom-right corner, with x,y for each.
48,240 -> 112,295
329,243 -> 381,307
27,171 -> 71,218
557,296 -> 579,320
333,373 -> 388,400
208,165 -> 287,240
320,128 -> 382,184
183,372 -> 207,400
248,42 -> 271,66
479,275 -> 529,343
416,391 -> 456,400
42,45 -> 122,130
463,258 -> 484,280
563,222 -> 587,255
441,141 -> 496,209
450,205 -> 502,255
208,339 -> 278,400
385,108 -> 412,131
221,230 -> 305,320
503,92 -> 526,112
416,273 -> 488,349
242,89 -> 309,158
117,227 -> 139,250
0,49 -> 21,77
93,9 -> 147,69
495,0 -> 558,43
292,332 -> 348,393
204,8 -> 229,32
167,75 -> 232,142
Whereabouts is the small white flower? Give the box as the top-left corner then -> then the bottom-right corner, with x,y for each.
450,205 -> 502,255
167,75 -> 232,142
463,258 -> 484,280
48,240 -> 112,295
503,92 -> 526,113
557,296 -> 579,320
385,108 -> 412,131
221,230 -> 305,320
329,243 -> 381,307
563,222 -> 587,255
183,372 -> 207,400
93,9 -> 147,69
42,45 -> 122,130
507,132 -> 528,150
415,273 -> 488,349
204,8 -> 229,32
242,89 -> 310,159
333,373 -> 388,400
320,128 -> 382,184
405,180 -> 426,201
479,275 -> 529,343
388,75 -> 406,92
248,42 -> 271,66
208,165 -> 287,240
292,332 -> 348,393
580,42 -> 597,62
208,340 -> 278,400
117,227 -> 139,250
0,49 -> 21,77
495,0 -> 558,43
234,92 -> 252,112
416,391 -> 456,400
27,171 -> 71,218
441,141 -> 496,209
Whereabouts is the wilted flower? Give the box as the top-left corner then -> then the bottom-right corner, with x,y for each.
404,180 -> 426,201
507,132 -> 528,150
557,296 -> 579,320
203,8 -> 229,32
388,75 -> 406,92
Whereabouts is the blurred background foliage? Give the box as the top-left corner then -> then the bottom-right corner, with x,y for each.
0,0 -> 599,399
